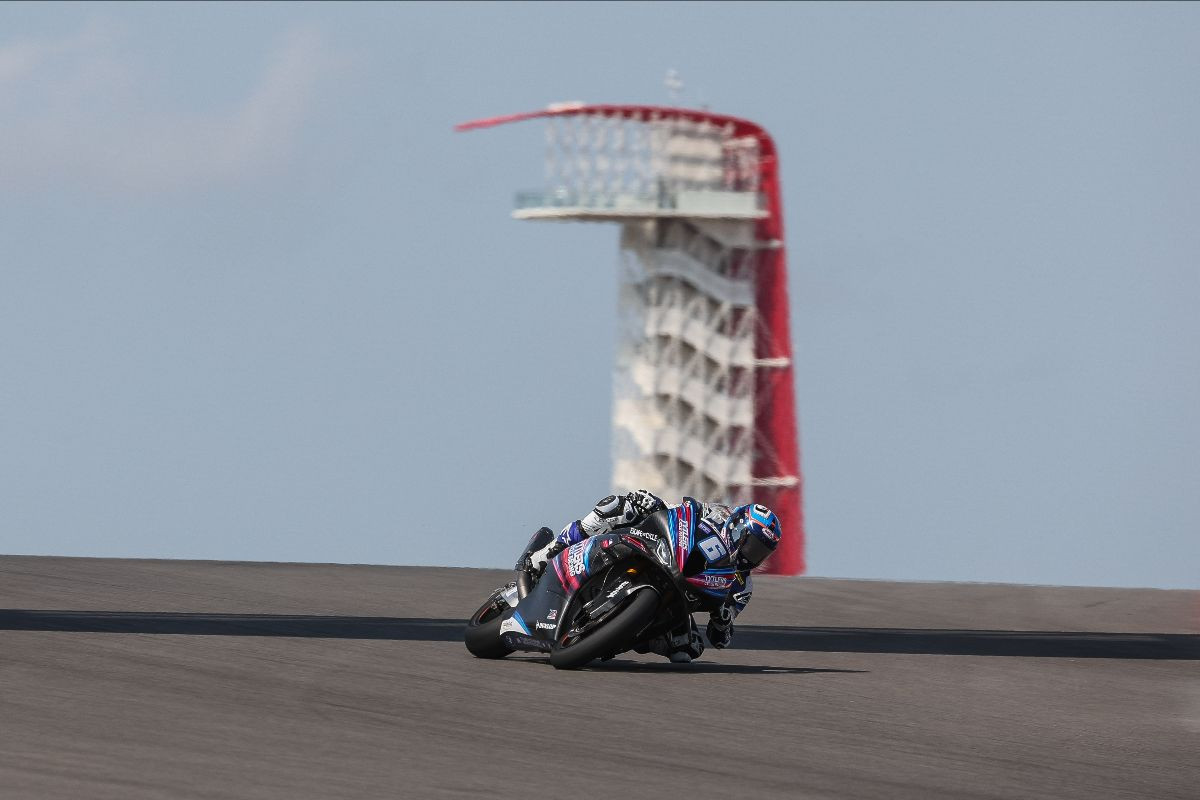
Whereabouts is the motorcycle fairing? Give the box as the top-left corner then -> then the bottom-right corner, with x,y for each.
549,535 -> 604,592
498,576 -> 563,651
499,532 -> 662,653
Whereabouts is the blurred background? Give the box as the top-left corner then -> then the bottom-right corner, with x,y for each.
0,2 -> 1196,588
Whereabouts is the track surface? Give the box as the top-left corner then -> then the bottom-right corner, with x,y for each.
1,556 -> 1196,799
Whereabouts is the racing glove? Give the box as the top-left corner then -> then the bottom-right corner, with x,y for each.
706,604 -> 734,649
575,490 -> 666,538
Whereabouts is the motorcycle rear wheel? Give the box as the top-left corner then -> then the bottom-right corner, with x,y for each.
464,588 -> 515,659
550,587 -> 658,670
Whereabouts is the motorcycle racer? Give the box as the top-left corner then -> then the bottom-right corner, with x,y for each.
524,490 -> 783,663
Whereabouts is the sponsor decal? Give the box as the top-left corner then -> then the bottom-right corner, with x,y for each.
567,543 -> 587,576
605,580 -> 630,599
688,573 -> 733,590
498,611 -> 530,636
675,503 -> 694,570
505,633 -> 551,651
686,575 -> 735,597
624,529 -> 670,564
535,621 -> 556,630
546,608 -> 557,621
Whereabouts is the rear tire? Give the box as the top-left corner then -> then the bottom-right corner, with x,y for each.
550,588 -> 658,670
464,589 -> 515,659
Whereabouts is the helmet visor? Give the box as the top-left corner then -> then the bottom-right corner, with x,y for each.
736,531 -> 775,569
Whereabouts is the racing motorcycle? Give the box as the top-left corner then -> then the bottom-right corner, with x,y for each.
464,502 -> 750,669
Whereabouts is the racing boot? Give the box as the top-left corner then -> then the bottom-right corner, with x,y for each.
523,528 -> 562,576
706,603 -> 735,649
636,616 -> 705,663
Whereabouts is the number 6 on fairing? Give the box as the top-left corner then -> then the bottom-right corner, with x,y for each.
697,535 -> 728,561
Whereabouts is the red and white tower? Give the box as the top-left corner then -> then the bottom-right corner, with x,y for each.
458,103 -> 805,574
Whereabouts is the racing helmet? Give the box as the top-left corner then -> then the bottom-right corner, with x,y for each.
724,504 -> 782,569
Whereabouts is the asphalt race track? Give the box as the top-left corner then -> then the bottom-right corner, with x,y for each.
1,556 -> 1197,799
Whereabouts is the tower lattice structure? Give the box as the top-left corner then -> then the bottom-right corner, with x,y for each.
458,104 -> 804,574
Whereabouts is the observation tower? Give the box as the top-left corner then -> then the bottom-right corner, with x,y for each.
458,103 -> 805,574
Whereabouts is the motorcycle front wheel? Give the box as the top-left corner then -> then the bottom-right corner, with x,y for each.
549,586 -> 658,670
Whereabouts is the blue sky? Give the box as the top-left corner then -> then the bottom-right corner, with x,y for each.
1,2 -> 1197,588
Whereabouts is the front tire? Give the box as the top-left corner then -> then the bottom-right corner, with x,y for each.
550,588 -> 658,670
464,589 -> 515,659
